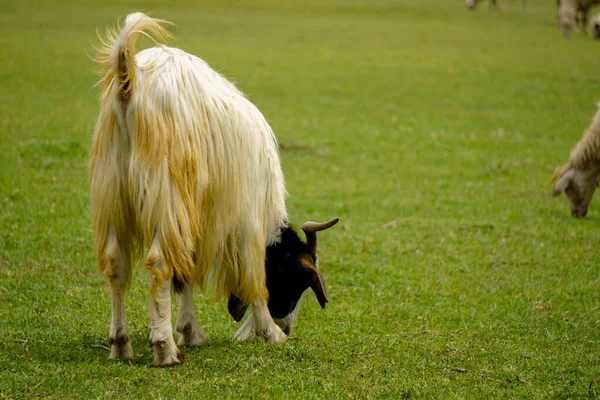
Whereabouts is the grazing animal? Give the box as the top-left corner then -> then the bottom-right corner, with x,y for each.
550,102 -> 600,217
557,0 -> 600,36
464,0 -> 527,10
89,12 -> 339,366
592,14 -> 600,38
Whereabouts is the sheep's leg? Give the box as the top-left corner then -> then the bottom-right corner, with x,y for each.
234,300 -> 287,343
581,9 -> 589,35
175,282 -> 210,346
146,240 -> 183,366
102,234 -> 133,360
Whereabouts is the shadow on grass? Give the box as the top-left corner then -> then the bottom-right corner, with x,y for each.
278,140 -> 315,154
3,332 -> 246,368
17,331 -> 289,371
80,333 -> 242,367
542,209 -> 600,224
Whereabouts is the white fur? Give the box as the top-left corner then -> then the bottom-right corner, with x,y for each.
91,13 -> 289,366
233,301 -> 287,343
175,283 -> 209,347
105,233 -> 133,360
274,300 -> 302,335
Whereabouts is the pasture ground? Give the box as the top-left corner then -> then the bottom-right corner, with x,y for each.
1,0 -> 599,398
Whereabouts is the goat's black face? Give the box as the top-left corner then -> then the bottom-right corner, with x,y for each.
264,227 -> 327,319
228,219 -> 338,335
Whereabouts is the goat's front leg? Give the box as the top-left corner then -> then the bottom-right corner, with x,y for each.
175,282 -> 210,346
234,299 -> 287,343
146,241 -> 183,366
101,234 -> 133,360
232,237 -> 286,344
252,299 -> 287,343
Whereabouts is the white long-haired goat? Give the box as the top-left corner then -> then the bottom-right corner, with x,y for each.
550,102 -> 600,217
89,13 -> 338,366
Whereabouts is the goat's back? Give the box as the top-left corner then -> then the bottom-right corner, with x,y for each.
91,40 -> 288,301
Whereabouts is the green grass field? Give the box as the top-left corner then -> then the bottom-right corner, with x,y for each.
2,0 -> 600,398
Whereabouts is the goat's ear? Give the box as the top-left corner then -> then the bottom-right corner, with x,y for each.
228,294 -> 249,322
299,254 -> 328,309
553,168 -> 575,197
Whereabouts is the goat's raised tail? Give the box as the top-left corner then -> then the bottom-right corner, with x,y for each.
95,13 -> 172,102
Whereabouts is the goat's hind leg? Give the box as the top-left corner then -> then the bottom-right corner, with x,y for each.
146,240 -> 183,366
175,282 -> 210,346
102,234 -> 133,360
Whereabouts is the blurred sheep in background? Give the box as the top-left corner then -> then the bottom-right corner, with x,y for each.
465,0 -> 527,10
557,0 -> 600,36
550,102 -> 600,217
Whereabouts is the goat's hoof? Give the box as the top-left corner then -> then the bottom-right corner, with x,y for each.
258,324 -> 287,344
176,322 -> 210,347
108,334 -> 133,360
150,337 -> 184,367
152,344 -> 184,367
154,351 -> 184,367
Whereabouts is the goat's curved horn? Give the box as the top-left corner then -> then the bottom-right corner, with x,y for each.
301,217 -> 339,254
301,218 -> 340,232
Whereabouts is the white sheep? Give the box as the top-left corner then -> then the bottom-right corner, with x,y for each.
557,0 -> 600,36
550,102 -> 600,217
90,13 -> 338,366
591,13 -> 600,38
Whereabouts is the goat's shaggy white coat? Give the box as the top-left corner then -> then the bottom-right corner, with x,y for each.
90,13 -> 288,365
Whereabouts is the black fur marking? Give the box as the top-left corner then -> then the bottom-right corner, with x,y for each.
182,322 -> 192,335
227,294 -> 248,322
264,226 -> 326,319
149,339 -> 167,348
108,334 -> 130,346
172,273 -> 186,295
